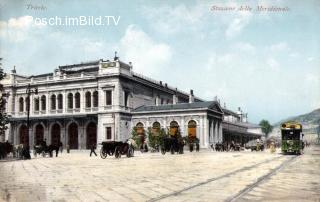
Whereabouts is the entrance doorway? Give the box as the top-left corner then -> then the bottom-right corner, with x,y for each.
68,123 -> 78,149
86,122 -> 97,149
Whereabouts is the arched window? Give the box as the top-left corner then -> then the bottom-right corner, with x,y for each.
25,97 -> 30,112
41,95 -> 46,111
136,122 -> 144,135
85,91 -> 91,108
68,93 -> 73,109
170,121 -> 179,136
93,91 -> 98,107
34,98 -> 39,111
19,97 -> 24,112
51,94 -> 56,110
57,94 -> 63,110
75,92 -> 80,109
188,120 -> 197,139
152,122 -> 161,136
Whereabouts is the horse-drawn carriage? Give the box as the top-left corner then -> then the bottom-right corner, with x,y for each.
160,137 -> 185,155
0,141 -> 13,159
100,140 -> 134,159
33,144 -> 59,157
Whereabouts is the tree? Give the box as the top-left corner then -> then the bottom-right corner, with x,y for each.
0,58 -> 9,142
259,119 -> 273,138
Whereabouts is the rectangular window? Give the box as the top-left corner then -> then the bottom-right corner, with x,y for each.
124,91 -> 129,107
106,90 -> 112,106
106,127 -> 112,139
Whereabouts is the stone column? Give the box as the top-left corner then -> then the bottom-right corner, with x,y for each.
73,92 -> 77,111
180,117 -> 185,137
46,93 -> 49,114
80,89 -> 84,113
199,117 -> 203,147
91,90 -> 94,109
218,122 -> 223,142
214,121 -> 218,143
63,91 -> 67,113
204,118 -> 209,148
99,89 -> 104,110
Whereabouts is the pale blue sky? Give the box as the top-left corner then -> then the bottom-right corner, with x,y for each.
0,0 -> 319,124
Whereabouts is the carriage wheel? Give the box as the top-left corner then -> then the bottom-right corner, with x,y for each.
115,146 -> 121,158
100,148 -> 107,159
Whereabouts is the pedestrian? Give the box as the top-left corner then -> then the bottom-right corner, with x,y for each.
59,141 -> 63,153
90,143 -> 97,157
66,144 -> 70,153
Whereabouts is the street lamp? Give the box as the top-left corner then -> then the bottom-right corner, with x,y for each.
26,84 -> 38,146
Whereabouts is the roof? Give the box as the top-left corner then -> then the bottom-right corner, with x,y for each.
222,108 -> 240,117
58,60 -> 100,70
238,122 -> 261,128
132,101 -> 223,113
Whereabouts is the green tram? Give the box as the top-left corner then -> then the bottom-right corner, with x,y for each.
281,122 -> 304,155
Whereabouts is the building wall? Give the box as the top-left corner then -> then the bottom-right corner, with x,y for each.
131,111 -> 223,148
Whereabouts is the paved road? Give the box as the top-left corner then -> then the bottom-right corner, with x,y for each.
0,146 -> 319,202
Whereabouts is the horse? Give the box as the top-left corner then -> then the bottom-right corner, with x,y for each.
33,144 -> 59,157
0,141 -> 14,159
161,137 -> 184,155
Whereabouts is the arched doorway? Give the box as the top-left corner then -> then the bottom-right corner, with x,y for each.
188,120 -> 197,140
35,124 -> 44,145
152,122 -> 161,136
136,122 -> 145,144
19,124 -> 29,146
51,123 -> 61,146
68,123 -> 78,149
170,121 -> 179,136
86,122 -> 97,149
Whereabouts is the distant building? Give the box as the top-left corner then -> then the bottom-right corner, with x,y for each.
1,57 -> 263,149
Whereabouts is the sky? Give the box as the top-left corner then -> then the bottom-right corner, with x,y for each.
0,0 -> 319,124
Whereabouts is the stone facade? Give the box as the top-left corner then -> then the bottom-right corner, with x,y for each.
1,58 -> 262,149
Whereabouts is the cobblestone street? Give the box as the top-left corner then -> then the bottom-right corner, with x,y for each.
1,146 -> 319,202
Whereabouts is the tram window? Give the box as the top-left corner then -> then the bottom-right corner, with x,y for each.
282,130 -> 300,140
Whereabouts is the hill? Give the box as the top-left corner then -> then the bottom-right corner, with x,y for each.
272,108 -> 320,135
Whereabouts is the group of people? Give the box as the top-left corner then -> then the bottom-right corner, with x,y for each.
212,141 -> 241,152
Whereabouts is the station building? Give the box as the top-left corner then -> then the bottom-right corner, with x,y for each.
1,57 -> 263,149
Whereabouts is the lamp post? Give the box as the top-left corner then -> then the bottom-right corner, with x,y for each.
26,84 -> 38,146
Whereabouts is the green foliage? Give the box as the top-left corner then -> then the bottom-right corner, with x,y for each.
0,58 -> 9,139
148,127 -> 167,149
131,127 -> 142,149
259,119 -> 273,138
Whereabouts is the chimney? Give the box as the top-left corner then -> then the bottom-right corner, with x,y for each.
11,66 -> 16,74
173,88 -> 178,104
237,107 -> 243,122
160,81 -> 163,86
189,89 -> 194,103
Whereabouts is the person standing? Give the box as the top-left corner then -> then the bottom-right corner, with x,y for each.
90,143 -> 97,157
59,141 -> 63,153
